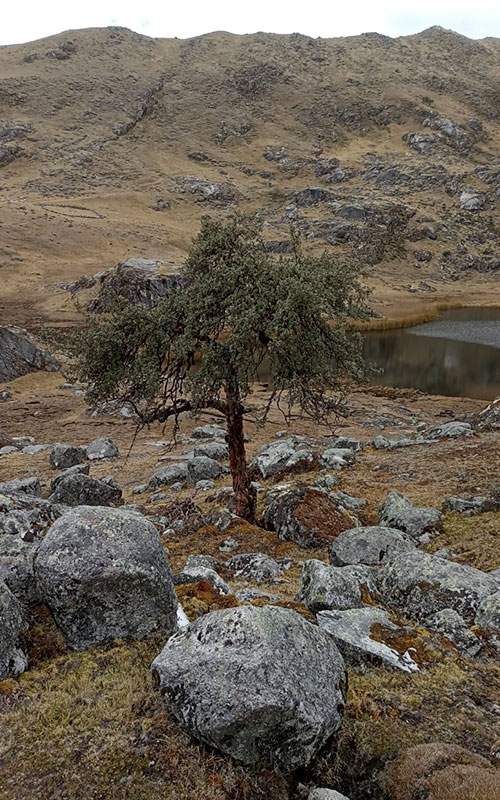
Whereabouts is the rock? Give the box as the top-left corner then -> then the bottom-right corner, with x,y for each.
314,474 -> 340,491
191,424 -> 226,440
445,495 -> 498,514
318,606 -> 420,673
296,560 -> 362,612
387,742 -> 500,800
254,439 -> 314,479
475,591 -> 500,650
0,326 -> 59,382
308,789 -> 351,800
149,462 -> 188,488
373,435 -> 419,450
473,398 -> 500,431
195,479 -> 215,491
85,437 -> 119,460
263,487 -> 358,548
319,448 -> 355,470
425,421 -> 473,439
0,535 -> 39,604
425,609 -> 481,656
329,526 -> 416,567
333,437 -> 362,452
0,582 -> 27,680
151,605 -> 346,770
22,444 -> 49,455
329,491 -> 367,513
174,567 -> 232,595
0,477 -> 41,497
379,551 -> 498,623
0,390 -> 11,401
50,462 -> 90,492
0,511 -> 32,538
50,443 -> 86,470
35,506 -> 178,650
224,552 -> 284,582
235,587 -> 280,602
184,554 -> 219,571
187,456 -> 223,486
0,447 -> 17,456
379,491 -> 442,539
460,190 -> 484,211
49,474 -> 122,506
83,259 -> 188,312
193,441 -> 228,461
219,536 -> 239,552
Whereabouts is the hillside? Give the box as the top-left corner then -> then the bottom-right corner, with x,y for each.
1,25 -> 500,328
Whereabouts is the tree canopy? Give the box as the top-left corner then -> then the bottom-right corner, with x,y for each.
62,216 -> 370,519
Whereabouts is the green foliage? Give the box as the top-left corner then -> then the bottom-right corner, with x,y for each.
61,216 -> 370,425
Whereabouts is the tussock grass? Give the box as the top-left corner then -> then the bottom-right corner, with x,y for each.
426,511 -> 500,572
359,302 -> 500,332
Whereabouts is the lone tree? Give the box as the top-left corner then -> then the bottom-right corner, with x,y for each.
63,217 -> 369,521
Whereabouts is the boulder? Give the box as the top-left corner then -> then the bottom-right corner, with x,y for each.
193,441 -> 228,461
49,474 -> 122,506
191,424 -> 226,440
475,591 -> 500,650
184,554 -> 219,571
0,524 -> 40,604
83,259 -> 188,312
0,477 -> 41,497
149,462 -> 188,488
50,443 -> 86,470
318,606 -> 420,673
445,495 -> 498,514
425,421 -> 473,439
296,560 -> 362,612
35,506 -> 178,650
379,491 -> 412,524
85,437 -> 119,460
174,566 -> 232,595
0,582 -> 27,680
195,479 -> 215,491
254,439 -> 314,479
320,448 -> 355,470
224,552 -> 284,582
425,609 -> 481,656
329,491 -> 367,513
379,551 -> 498,623
50,462 -> 90,492
151,605 -> 346,770
0,326 -> 59,382
473,398 -> 500,431
309,789 -> 351,800
187,456 -> 223,486
387,742 -> 500,800
379,492 -> 442,539
263,487 -> 358,548
235,587 -> 280,602
329,526 -> 416,567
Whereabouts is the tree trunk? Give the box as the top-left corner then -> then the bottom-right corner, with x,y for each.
224,384 -> 256,523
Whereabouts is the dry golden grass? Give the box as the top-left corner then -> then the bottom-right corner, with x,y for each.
426,511 -> 500,572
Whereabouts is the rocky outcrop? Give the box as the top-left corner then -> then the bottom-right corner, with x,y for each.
296,559 -> 363,612
0,326 -> 59,383
77,259 -> 188,312
151,605 -> 346,770
35,506 -> 178,650
49,474 -> 122,506
329,526 -> 416,567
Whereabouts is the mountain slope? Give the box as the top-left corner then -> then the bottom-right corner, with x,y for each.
1,25 -> 500,326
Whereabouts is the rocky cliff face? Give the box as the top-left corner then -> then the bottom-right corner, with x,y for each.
1,25 -> 500,326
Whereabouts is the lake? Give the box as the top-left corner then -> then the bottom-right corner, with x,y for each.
363,307 -> 500,400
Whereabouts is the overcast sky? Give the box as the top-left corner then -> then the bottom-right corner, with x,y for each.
2,0 -> 500,46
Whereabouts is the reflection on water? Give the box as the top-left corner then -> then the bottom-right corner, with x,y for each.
364,308 -> 500,400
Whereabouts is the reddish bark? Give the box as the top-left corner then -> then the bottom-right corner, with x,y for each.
225,383 -> 256,523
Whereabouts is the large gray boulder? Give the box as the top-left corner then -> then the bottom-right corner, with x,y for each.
254,439 -> 314,479
0,477 -> 41,497
445,495 -> 498,514
224,552 -> 284,582
0,535 -> 40,604
149,462 -> 188,488
425,609 -> 481,656
317,606 -> 420,673
319,448 -> 355,470
329,526 -> 416,567
379,551 -> 498,623
191,424 -> 226,440
193,441 -> 228,461
296,559 -> 362,612
475,591 -> 500,650
85,437 -> 119,460
0,326 -> 59,382
0,582 -> 27,680
425,421 -> 473,439
50,462 -> 90,492
49,474 -> 122,506
379,491 -> 442,539
34,506 -> 178,650
151,605 -> 346,771
50,443 -> 86,470
187,456 -> 223,486
378,491 -> 412,524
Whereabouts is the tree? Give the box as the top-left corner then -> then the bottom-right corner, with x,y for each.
62,216 -> 369,522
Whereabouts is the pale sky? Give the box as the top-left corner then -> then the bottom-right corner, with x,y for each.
2,0 -> 500,46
